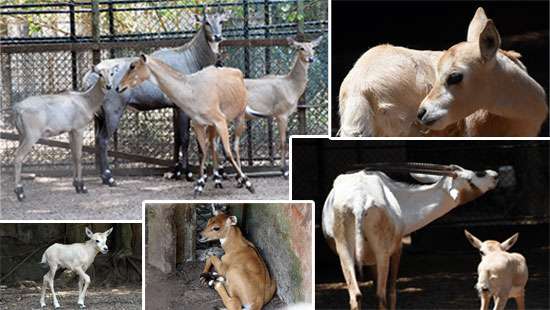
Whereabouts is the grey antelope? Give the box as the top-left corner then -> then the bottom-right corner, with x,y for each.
116,55 -> 253,196
199,207 -> 276,310
243,36 -> 323,177
464,230 -> 528,310
339,7 -> 548,137
40,227 -> 113,309
12,68 -> 109,201
322,163 -> 498,309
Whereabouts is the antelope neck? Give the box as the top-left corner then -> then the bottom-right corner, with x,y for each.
219,226 -> 247,253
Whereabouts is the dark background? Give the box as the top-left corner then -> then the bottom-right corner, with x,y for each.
331,1 -> 550,136
291,138 -> 549,308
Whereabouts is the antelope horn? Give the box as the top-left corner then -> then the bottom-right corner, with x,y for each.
358,162 -> 458,177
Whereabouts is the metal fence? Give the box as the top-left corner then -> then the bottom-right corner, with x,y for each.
0,0 -> 328,173
292,139 -> 550,225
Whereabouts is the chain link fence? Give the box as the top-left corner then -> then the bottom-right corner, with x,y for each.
0,0 -> 328,173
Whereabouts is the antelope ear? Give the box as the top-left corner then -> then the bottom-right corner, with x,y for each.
287,37 -> 297,47
140,54 -> 147,62
85,227 -> 94,238
467,7 -> 489,42
311,36 -> 323,47
194,14 -> 203,24
500,233 -> 519,251
227,216 -> 238,226
104,227 -> 114,237
212,205 -> 221,216
479,20 -> 501,62
221,10 -> 232,21
464,230 -> 483,249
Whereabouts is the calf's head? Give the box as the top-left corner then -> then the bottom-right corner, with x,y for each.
85,227 -> 113,254
198,208 -> 237,243
288,36 -> 323,64
464,230 -> 519,256
417,8 -> 501,130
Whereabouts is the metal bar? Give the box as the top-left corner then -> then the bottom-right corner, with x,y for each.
69,1 -> 78,90
108,1 -> 115,56
0,54 -> 12,107
243,0 -> 253,167
264,0 -> 274,166
91,0 -> 102,171
0,132 -> 173,166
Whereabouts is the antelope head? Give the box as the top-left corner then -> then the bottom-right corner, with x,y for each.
416,7 -> 502,130
196,7 -> 232,53
287,36 -> 323,63
116,55 -> 151,93
446,165 -> 498,203
198,207 -> 237,244
85,227 -> 113,254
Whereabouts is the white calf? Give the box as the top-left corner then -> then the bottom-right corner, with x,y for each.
40,227 -> 113,309
465,230 -> 528,310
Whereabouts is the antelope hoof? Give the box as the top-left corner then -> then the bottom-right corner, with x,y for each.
214,182 -> 223,189
245,181 -> 255,194
217,166 -> 228,180
73,180 -> 88,194
101,170 -> 116,187
14,186 -> 25,201
282,169 -> 289,179
78,303 -> 86,309
235,176 -> 244,188
200,272 -> 215,287
185,171 -> 194,182
53,302 -> 61,309
40,302 -> 46,308
193,186 -> 203,198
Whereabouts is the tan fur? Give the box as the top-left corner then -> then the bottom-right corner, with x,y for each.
200,213 -> 276,310
339,7 -> 548,137
117,55 -> 252,191
464,230 -> 528,310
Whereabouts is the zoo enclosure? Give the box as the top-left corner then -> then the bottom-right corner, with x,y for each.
0,0 -> 328,174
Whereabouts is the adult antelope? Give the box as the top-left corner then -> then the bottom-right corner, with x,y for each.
464,230 -> 528,310
338,7 -> 548,137
322,163 -> 498,309
199,207 -> 276,310
40,227 -> 113,309
243,36 -> 323,177
83,8 -> 230,186
116,55 -> 253,196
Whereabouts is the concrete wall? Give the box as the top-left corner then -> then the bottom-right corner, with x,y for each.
243,203 -> 313,304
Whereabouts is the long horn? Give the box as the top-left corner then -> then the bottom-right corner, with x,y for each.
358,162 -> 458,177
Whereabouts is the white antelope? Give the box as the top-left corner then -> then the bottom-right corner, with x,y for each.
243,36 -> 322,177
338,7 -> 548,137
322,163 -> 498,309
464,230 -> 528,310
40,227 -> 113,309
12,69 -> 109,201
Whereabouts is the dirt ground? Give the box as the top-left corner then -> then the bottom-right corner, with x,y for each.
146,262 -> 287,310
0,285 -> 142,310
0,174 -> 288,220
315,248 -> 549,310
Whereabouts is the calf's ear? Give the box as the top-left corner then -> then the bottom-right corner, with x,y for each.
500,233 -> 519,251
464,230 -> 483,249
104,227 -> 114,237
227,216 -> 238,226
85,227 -> 94,239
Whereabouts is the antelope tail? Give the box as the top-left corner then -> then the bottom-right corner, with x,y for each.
338,95 -> 374,137
354,208 -> 366,277
39,252 -> 49,268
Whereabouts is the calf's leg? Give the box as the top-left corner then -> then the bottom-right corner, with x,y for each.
70,129 -> 87,194
75,267 -> 91,308
13,133 -> 39,201
191,122 -> 209,197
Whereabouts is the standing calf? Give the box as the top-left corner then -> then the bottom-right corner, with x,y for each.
464,230 -> 528,310
12,69 -> 109,201
40,227 -> 113,309
199,208 -> 276,310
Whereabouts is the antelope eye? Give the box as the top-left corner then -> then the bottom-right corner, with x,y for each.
96,240 -> 100,243
475,171 -> 487,177
205,21 -> 210,26
446,72 -> 463,85
213,227 -> 220,231
129,63 -> 135,70
300,47 -> 305,51
479,250 -> 485,256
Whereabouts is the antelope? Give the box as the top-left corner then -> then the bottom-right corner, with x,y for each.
12,69 -> 109,201
83,8 -> 231,186
243,36 -> 323,177
116,55 -> 253,196
338,7 -> 548,137
199,207 -> 276,310
40,227 -> 113,309
322,163 -> 498,309
464,230 -> 528,310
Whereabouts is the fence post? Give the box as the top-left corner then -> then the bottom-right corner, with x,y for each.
1,54 -> 12,108
69,1 -> 78,90
264,0 -> 274,165
243,0 -> 253,167
91,0 -> 102,171
108,1 -> 115,58
296,0 -> 307,135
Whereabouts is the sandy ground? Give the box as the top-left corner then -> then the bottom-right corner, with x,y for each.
0,175 -> 289,220
0,285 -> 142,310
146,262 -> 287,310
315,248 -> 549,309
